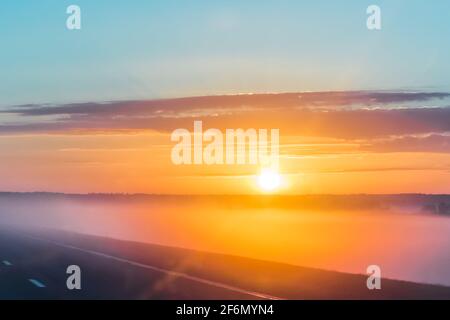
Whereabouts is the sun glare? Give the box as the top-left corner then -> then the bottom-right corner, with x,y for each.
258,169 -> 281,192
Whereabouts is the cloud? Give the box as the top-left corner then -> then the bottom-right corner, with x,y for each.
0,91 -> 449,143
363,134 -> 450,153
3,91 -> 449,117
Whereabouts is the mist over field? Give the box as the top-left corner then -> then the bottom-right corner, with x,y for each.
1,193 -> 449,287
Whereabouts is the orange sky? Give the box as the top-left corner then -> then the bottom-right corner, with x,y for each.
0,131 -> 448,194
0,91 -> 449,194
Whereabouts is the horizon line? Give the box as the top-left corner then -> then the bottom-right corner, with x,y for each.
1,191 -> 449,197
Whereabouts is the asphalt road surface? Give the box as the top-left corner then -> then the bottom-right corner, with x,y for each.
1,227 -> 450,300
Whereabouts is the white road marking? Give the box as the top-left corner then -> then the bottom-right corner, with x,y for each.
29,279 -> 46,288
26,234 -> 281,300
2,260 -> 13,266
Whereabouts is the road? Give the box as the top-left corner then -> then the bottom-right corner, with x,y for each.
0,229 -> 273,299
1,227 -> 450,299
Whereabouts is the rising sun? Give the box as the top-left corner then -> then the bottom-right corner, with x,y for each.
257,169 -> 281,192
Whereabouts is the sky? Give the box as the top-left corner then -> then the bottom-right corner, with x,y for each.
0,1 -> 449,194
1,0 -> 450,105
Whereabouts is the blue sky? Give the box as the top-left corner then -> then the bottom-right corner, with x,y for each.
0,0 -> 449,106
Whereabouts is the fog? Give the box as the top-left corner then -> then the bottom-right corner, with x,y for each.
1,195 -> 450,286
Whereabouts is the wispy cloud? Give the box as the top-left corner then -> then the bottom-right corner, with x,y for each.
0,91 -> 449,146
363,134 -> 450,153
4,91 -> 449,116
